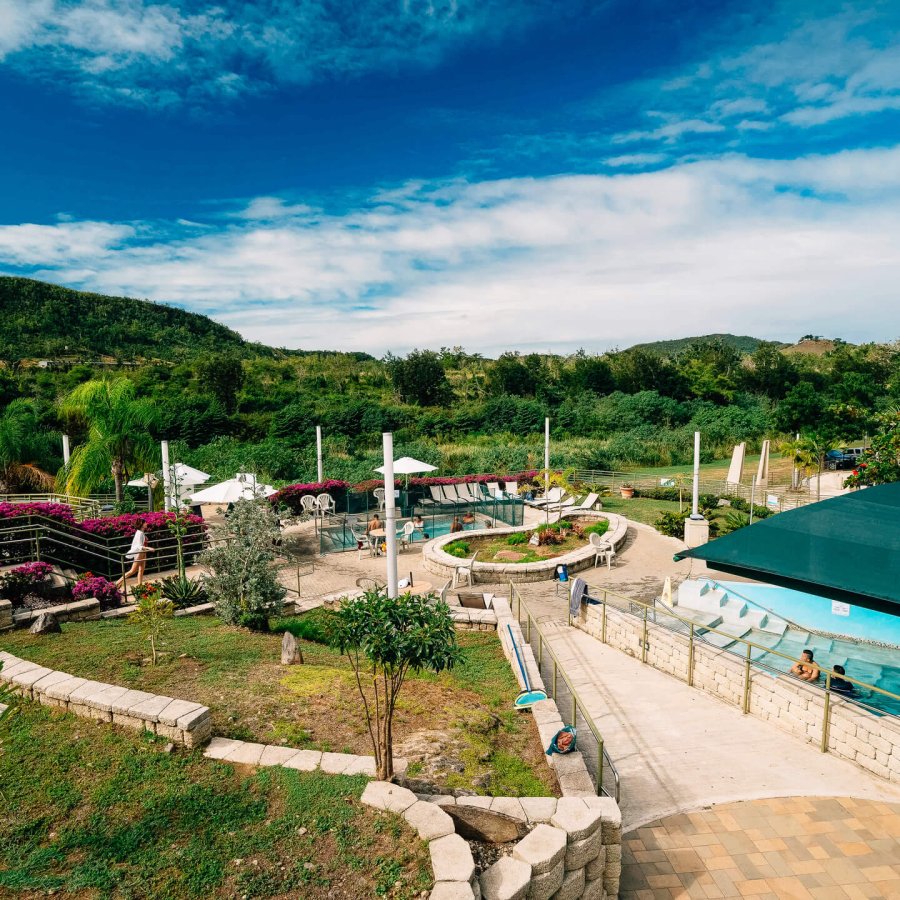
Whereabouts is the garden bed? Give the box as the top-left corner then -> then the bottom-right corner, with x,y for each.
0,703 -> 431,899
0,611 -> 557,798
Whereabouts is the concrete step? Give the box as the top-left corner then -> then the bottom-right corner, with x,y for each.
702,622 -> 752,649
718,597 -> 748,624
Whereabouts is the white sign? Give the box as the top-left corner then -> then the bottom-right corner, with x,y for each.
831,600 -> 851,617
529,533 -> 540,546
767,494 -> 779,507
660,478 -> 675,487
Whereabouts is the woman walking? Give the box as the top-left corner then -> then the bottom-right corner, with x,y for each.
117,524 -> 155,596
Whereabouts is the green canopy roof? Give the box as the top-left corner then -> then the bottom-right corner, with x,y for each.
674,483 -> 900,616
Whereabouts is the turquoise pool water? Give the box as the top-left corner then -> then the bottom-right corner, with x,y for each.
319,513 -> 472,554
715,581 -> 900,648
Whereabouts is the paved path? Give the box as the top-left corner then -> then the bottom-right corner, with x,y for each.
621,796 -> 900,899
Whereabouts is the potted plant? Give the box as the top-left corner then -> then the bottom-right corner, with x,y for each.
619,483 -> 635,499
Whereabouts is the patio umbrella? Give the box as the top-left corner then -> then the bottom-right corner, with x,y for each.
188,472 -> 276,504
374,456 -> 438,488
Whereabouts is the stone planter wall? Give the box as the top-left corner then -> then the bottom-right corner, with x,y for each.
0,598 -> 12,631
362,783 -> 622,900
0,650 -> 212,747
11,598 -> 101,629
576,600 -> 900,786
423,514 -> 628,584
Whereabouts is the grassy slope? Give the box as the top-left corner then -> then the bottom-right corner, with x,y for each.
0,703 -> 431,899
0,614 -> 554,797
626,333 -> 770,356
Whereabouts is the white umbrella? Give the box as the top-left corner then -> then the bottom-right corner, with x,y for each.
127,473 -> 159,488
188,472 -> 276,504
170,463 -> 210,487
374,456 -> 438,489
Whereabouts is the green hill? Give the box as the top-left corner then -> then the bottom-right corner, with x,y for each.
0,276 -> 250,363
627,333 -> 775,357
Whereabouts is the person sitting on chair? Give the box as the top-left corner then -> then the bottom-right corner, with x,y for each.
117,525 -> 155,595
366,513 -> 381,534
790,649 -> 820,682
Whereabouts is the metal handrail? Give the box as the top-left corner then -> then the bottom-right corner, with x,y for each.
582,585 -> 900,752
509,582 -> 621,802
0,493 -> 101,519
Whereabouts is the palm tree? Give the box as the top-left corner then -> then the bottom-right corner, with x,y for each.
60,378 -> 158,502
0,400 -> 56,492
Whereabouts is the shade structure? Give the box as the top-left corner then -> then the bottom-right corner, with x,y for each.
674,482 -> 900,616
374,457 -> 437,476
170,463 -> 210,487
188,472 -> 275,504
127,473 -> 159,488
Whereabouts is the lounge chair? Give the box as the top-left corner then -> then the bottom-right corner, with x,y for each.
505,480 -> 518,497
486,481 -> 500,497
546,493 -> 576,513
525,487 -> 565,508
452,551 -> 478,588
574,492 -> 600,511
455,484 -> 479,503
429,485 -> 446,506
439,485 -> 462,505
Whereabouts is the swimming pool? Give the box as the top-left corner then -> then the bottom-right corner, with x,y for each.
714,581 -> 900,648
319,512 -> 489,554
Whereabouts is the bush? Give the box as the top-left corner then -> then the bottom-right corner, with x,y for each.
280,609 -> 336,645
506,532 -> 528,546
445,540 -> 471,559
633,487 -> 681,502
201,499 -> 286,631
723,495 -> 773,519
654,511 -> 686,538
159,575 -> 208,609
719,510 -> 751,534
582,521 -> 610,538
0,561 -> 55,608
72,574 -> 123,610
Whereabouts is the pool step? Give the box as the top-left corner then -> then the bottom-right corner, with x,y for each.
702,622 -> 752,649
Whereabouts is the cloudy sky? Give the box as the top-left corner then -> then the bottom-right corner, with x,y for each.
1,0 -> 899,355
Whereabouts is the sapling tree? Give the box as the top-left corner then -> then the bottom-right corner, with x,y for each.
129,582 -> 173,666
200,499 -> 285,631
329,590 -> 461,782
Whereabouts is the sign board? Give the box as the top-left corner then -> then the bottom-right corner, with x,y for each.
660,478 -> 675,487
831,600 -> 851,617
767,494 -> 779,507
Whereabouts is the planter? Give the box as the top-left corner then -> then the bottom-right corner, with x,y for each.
619,487 -> 635,499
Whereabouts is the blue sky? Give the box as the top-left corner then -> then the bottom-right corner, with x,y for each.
1,0 -> 899,354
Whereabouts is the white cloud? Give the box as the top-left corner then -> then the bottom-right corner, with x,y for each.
3,146 -> 900,354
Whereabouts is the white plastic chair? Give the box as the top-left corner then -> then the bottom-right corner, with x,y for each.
590,532 -> 615,569
373,488 -> 386,510
399,520 -> 416,550
316,493 -> 335,516
300,495 -> 317,515
452,552 -> 478,588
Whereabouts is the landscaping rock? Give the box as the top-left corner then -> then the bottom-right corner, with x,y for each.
529,861 -> 565,900
29,613 -> 61,635
479,856 -> 530,900
511,823 -> 566,874
446,805 -> 529,843
564,828 -> 602,870
553,866 -> 586,900
550,798 -> 602,842
429,834 -> 475,883
403,800 -> 456,840
429,882 -> 476,900
281,631 -> 303,665
519,797 -> 558,823
361,781 -> 418,815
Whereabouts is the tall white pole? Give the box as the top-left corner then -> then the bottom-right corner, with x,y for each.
544,417 -> 550,494
316,425 -> 323,483
749,475 -> 757,526
382,433 -> 399,599
62,435 -> 71,467
691,431 -> 701,519
161,440 -> 172,512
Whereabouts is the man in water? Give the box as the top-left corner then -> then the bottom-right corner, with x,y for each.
790,649 -> 820,682
830,664 -> 855,695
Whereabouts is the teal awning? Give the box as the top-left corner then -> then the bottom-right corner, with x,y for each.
674,483 -> 900,617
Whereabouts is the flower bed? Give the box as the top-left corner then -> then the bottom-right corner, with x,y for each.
444,520 -> 609,565
270,480 -> 349,515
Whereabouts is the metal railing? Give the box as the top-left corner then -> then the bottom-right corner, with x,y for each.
579,586 -> 900,747
0,493 -> 102,520
509,582 -> 620,802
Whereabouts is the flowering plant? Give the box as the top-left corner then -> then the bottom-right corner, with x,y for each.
72,574 -> 123,609
0,502 -> 77,525
271,480 -> 349,515
0,561 -> 56,607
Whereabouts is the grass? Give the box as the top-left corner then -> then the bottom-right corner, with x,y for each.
0,703 -> 431,899
625,453 -> 793,485
597,495 -> 733,529
445,531 -> 588,564
0,612 -> 556,797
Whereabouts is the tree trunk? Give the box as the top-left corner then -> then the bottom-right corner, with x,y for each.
112,459 -> 124,503
377,698 -> 394,782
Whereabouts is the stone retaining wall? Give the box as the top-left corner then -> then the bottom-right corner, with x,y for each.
576,601 -> 900,786
12,598 -> 101,629
0,650 -> 212,747
0,598 -> 11,631
423,514 -> 628,584
362,783 -> 622,900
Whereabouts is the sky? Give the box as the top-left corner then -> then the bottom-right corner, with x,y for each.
1,0 -> 899,356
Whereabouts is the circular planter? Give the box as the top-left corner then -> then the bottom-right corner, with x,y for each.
422,512 -> 628,584
619,487 -> 635,499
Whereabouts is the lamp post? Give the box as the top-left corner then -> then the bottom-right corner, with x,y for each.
544,417 -> 550,525
684,431 -> 710,548
161,440 -> 172,512
316,425 -> 323,483
382,433 -> 399,599
62,435 -> 71,468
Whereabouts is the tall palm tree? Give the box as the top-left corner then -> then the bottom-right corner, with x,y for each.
60,378 -> 158,502
0,400 -> 55,492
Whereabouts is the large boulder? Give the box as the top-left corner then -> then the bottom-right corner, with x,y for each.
446,805 -> 528,843
29,613 -> 61,635
281,631 -> 303,665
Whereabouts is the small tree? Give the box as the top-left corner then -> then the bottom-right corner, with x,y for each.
200,499 -> 285,631
330,590 -> 461,781
129,582 -> 173,666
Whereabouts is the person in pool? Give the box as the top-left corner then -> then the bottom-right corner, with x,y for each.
412,514 -> 429,539
790,649 -> 820,682
830,664 -> 855,695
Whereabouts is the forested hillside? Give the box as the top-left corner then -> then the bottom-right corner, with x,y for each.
1,278 -> 897,491
628,334 -> 773,356
0,277 -> 248,362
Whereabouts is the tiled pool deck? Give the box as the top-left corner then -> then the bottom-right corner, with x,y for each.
621,796 -> 900,899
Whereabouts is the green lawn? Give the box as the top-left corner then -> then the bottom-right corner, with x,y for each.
597,495 -> 733,530
0,702 -> 432,899
1,612 -> 555,797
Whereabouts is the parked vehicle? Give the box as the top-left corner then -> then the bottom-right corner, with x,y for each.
825,448 -> 865,470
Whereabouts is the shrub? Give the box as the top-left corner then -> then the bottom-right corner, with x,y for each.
720,510 -> 751,534
201,499 -> 286,631
0,561 -> 55,608
654,511 -> 686,538
281,609 -> 336,645
129,582 -> 174,665
159,575 -> 207,609
633,487 -> 681,502
582,521 -> 610,538
270,480 -> 350,516
445,540 -> 471,558
72,574 -> 123,610
506,532 -> 528,546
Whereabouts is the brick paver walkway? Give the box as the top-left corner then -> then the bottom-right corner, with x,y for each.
621,796 -> 900,899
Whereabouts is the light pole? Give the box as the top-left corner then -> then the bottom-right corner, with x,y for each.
316,425 -> 323,483
161,440 -> 172,511
382,433 -> 399,599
